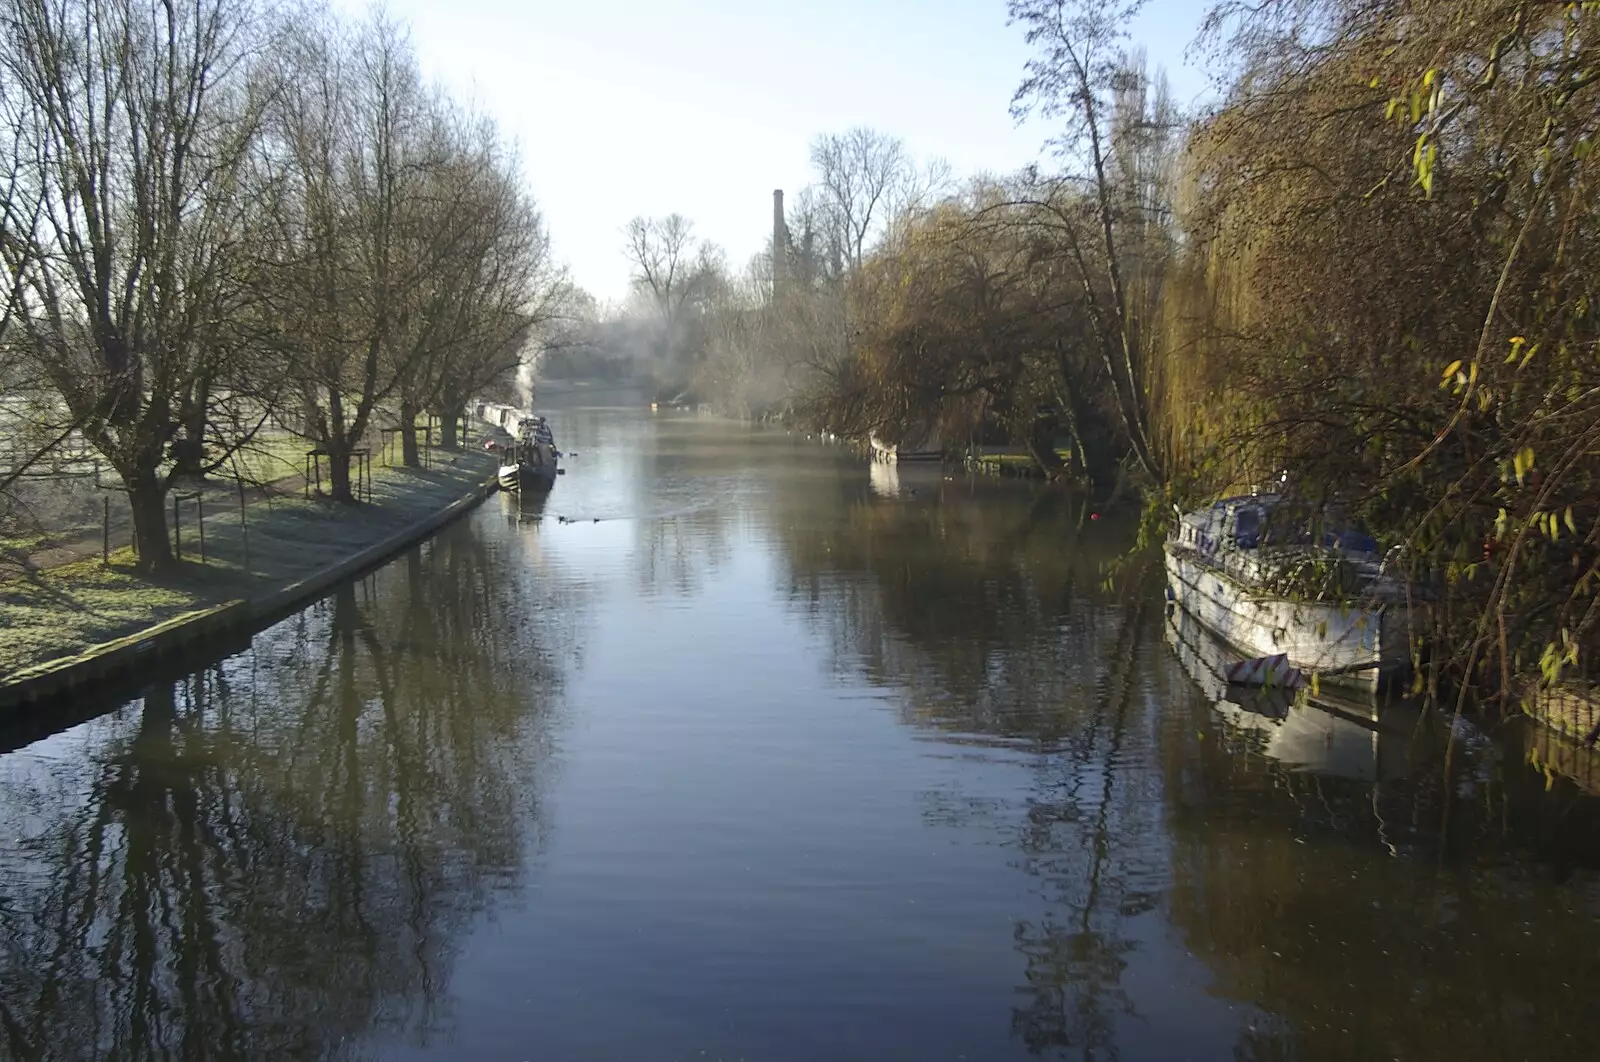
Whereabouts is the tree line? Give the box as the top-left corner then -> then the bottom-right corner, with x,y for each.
0,0 -> 568,570
587,0 -> 1596,704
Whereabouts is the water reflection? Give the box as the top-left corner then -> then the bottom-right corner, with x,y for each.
769,468 -> 1122,737
1164,606 -> 1424,783
0,516 -> 584,1060
756,439 -> 1600,1061
1,413 -> 1597,1062
760,462 -> 1187,1054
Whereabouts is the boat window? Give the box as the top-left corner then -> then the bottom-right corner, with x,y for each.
1235,507 -> 1262,549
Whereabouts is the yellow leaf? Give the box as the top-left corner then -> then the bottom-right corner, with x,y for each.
1441,359 -> 1462,379
1565,507 -> 1577,534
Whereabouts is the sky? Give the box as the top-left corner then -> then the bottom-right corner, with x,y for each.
330,0 -> 1210,304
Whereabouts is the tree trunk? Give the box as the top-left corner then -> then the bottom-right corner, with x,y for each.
1027,418 -> 1068,481
399,400 -> 420,467
127,469 -> 175,572
174,378 -> 210,479
439,407 -> 461,450
327,441 -> 353,502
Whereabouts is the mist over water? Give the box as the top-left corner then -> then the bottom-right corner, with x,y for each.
1,407 -> 1596,1062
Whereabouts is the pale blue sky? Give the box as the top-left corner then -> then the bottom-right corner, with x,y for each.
336,0 -> 1209,302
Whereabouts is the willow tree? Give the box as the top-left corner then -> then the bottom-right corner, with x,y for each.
0,0 -> 271,568
1180,0 -> 1600,699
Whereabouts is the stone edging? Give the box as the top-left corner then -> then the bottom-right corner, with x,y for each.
0,476 -> 498,715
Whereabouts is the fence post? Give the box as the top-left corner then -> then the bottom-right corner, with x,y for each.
239,478 -> 250,573
173,493 -> 181,561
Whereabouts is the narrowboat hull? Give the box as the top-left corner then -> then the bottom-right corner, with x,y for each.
498,462 -> 556,493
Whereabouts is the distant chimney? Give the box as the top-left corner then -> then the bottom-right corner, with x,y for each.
772,189 -> 787,298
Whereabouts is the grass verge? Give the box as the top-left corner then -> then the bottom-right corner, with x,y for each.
0,451 -> 495,677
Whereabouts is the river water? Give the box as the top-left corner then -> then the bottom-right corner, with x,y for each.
2,408 -> 1597,1062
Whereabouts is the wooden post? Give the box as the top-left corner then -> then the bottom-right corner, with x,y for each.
196,495 -> 205,563
239,477 -> 250,573
102,496 -> 109,566
172,493 -> 181,561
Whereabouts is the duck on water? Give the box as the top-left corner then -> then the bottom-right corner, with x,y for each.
1164,489 -> 1424,692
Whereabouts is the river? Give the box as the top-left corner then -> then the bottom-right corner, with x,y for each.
1,407 -> 1597,1062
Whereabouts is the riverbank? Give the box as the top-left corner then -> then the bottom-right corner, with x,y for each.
0,451 -> 498,711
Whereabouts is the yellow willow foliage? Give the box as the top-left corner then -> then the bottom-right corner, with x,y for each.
1153,0 -> 1600,697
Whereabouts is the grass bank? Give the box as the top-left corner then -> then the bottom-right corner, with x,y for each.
0,451 -> 496,682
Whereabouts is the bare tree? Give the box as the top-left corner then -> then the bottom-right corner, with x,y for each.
621,213 -> 721,396
417,126 -> 571,452
384,106 -> 559,461
0,0 -> 271,569
1008,0 -> 1164,480
809,127 -> 912,272
264,11 -> 439,499
0,75 -> 65,503
623,214 -> 712,324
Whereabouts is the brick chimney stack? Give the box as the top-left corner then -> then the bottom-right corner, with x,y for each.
772,189 -> 786,299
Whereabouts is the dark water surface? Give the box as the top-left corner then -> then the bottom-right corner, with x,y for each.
3,409 -> 1598,1062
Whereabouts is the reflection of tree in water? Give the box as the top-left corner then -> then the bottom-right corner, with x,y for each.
0,517 -> 588,1061
632,504 -> 737,599
1006,580 -> 1172,1061
1159,673 -> 1600,1062
770,476 -> 1124,734
763,467 -> 1174,1058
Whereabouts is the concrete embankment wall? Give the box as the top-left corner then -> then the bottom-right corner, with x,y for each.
0,475 -> 498,720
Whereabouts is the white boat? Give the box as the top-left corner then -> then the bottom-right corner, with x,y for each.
868,428 -> 941,462
1164,493 -> 1420,692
